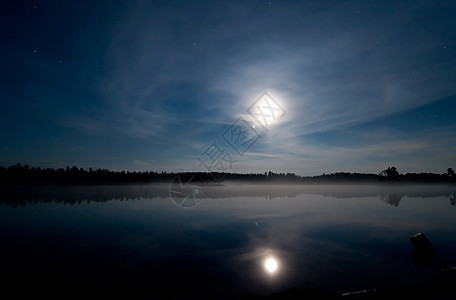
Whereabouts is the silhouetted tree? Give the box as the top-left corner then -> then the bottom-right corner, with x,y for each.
379,166 -> 400,180
448,168 -> 455,178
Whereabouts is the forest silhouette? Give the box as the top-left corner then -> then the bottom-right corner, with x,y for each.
0,164 -> 455,185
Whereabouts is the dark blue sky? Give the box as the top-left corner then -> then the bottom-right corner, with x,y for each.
1,0 -> 455,175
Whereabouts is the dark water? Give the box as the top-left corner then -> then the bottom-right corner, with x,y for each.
0,184 -> 455,298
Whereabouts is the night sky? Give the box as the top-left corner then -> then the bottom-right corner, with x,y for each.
1,0 -> 455,175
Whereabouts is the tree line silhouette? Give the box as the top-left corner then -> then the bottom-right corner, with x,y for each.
0,164 -> 455,185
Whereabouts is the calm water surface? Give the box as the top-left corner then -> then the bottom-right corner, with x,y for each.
0,184 -> 455,298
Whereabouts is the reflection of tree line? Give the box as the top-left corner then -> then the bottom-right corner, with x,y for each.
381,192 -> 456,207
1,164 -> 455,185
0,185 -> 171,207
0,196 -> 171,208
0,185 -> 454,207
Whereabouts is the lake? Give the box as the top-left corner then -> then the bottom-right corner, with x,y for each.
0,184 -> 455,299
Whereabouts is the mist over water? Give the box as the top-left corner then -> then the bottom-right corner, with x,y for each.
0,184 -> 455,298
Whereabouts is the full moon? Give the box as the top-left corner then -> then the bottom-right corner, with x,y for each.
264,257 -> 278,273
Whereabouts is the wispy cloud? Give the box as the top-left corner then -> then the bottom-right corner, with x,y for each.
4,1 -> 455,171
244,152 -> 281,159
87,1 -> 456,146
